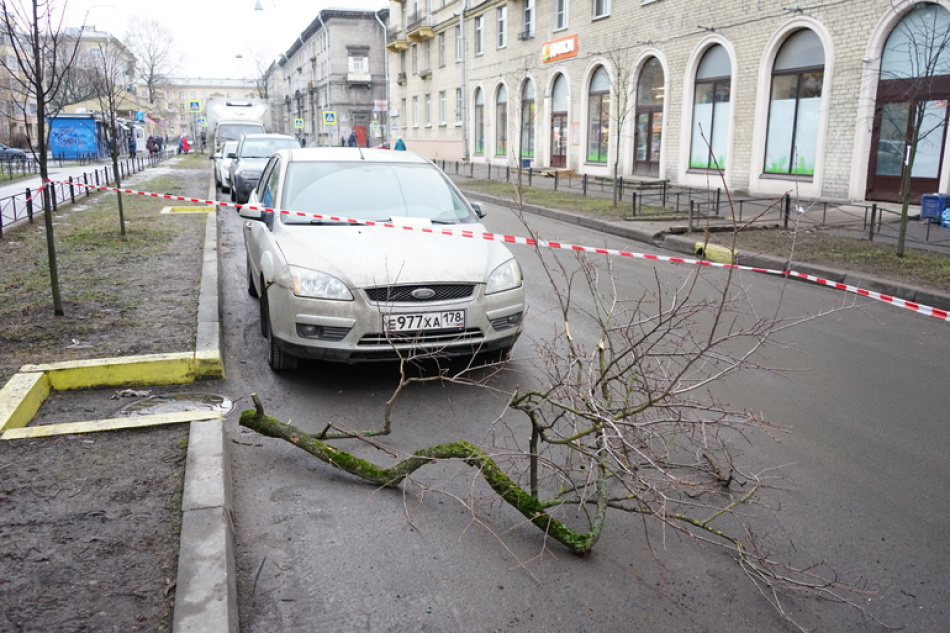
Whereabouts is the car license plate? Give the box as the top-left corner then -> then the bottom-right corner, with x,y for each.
384,310 -> 465,332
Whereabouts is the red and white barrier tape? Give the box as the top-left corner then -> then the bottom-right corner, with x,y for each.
24,183 -> 45,202
46,179 -> 950,323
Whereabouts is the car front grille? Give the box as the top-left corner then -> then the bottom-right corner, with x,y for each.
364,284 -> 475,304
357,328 -> 483,347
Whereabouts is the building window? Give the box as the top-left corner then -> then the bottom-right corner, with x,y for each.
634,57 -> 664,175
456,88 -> 463,123
411,44 -> 418,74
423,39 -> 431,73
401,97 -> 407,121
412,95 -> 419,127
587,66 -> 610,163
521,79 -> 535,158
439,90 -> 446,123
593,0 -> 610,18
496,85 -> 507,155
474,88 -> 485,154
523,0 -> 535,38
456,24 -> 462,62
555,0 -> 568,31
348,56 -> 368,73
764,29 -> 824,176
425,93 -> 432,125
497,5 -> 507,49
400,49 -> 407,74
438,31 -> 446,67
690,44 -> 731,171
474,15 -> 484,55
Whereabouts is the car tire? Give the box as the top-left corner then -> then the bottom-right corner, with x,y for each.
259,282 -> 270,338
262,289 -> 298,371
247,258 -> 258,298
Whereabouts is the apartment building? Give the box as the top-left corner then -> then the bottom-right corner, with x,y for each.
157,77 -> 259,141
387,0 -> 950,205
264,8 -> 390,147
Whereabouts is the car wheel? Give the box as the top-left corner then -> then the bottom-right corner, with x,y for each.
230,187 -> 236,203
247,257 -> 258,298
259,282 -> 270,338
263,290 -> 298,371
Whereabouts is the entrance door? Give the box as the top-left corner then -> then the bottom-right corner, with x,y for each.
634,109 -> 662,176
867,98 -> 949,203
550,113 -> 567,168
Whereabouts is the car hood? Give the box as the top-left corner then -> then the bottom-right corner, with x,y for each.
274,223 -> 515,287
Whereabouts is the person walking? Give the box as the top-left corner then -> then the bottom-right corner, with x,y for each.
393,137 -> 406,151
347,131 -> 357,147
128,135 -> 137,158
146,135 -> 155,155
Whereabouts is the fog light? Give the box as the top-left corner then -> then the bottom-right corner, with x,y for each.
298,324 -> 320,338
490,312 -> 522,331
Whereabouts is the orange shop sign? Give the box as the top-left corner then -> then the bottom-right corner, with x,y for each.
542,35 -> 578,63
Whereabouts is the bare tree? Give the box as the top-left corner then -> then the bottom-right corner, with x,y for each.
598,48 -> 635,208
123,18 -> 179,105
877,2 -> 950,256
0,0 -> 85,316
88,37 -> 135,236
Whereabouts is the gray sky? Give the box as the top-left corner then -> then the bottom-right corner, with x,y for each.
62,0 -> 387,79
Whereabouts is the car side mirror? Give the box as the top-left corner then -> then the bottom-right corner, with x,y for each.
227,152 -> 237,159
238,203 -> 263,220
471,201 -> 485,218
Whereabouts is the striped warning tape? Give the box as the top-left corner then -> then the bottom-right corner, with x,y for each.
46,178 -> 950,323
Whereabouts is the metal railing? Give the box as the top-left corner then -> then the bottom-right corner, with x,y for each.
0,150 -> 172,238
436,160 -> 950,252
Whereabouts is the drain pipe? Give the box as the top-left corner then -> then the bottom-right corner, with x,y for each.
460,0 -> 469,163
374,8 -> 390,145
316,10 -> 331,147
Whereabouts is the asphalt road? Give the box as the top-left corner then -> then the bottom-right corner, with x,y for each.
214,191 -> 949,633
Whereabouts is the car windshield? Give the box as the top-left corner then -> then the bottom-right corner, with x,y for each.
218,124 -> 263,142
241,138 -> 299,159
280,161 -> 475,225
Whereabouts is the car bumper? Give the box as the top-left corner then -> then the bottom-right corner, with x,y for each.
267,282 -> 524,363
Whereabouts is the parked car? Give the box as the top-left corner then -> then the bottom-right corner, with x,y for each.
0,143 -> 27,162
241,147 -> 525,369
228,133 -> 300,204
212,140 -> 237,192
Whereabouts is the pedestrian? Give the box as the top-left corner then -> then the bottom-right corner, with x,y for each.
348,131 -> 357,147
179,136 -> 190,155
299,135 -> 307,148
393,137 -> 406,151
146,135 -> 155,154
128,135 -> 137,158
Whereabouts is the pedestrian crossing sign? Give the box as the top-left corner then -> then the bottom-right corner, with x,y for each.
294,118 -> 304,128
324,111 -> 337,125
188,100 -> 202,113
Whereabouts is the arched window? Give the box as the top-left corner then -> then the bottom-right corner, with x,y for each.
474,88 -> 485,155
587,66 -> 610,163
634,57 -> 664,175
521,79 -> 535,159
764,29 -> 824,176
867,3 -> 950,203
496,85 -> 508,156
689,45 -> 731,170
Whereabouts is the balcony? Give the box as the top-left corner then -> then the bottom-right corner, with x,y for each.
347,72 -> 372,85
419,68 -> 432,79
406,11 -> 434,42
386,26 -> 409,52
396,71 -> 407,85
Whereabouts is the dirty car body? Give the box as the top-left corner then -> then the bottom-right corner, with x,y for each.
241,148 -> 524,368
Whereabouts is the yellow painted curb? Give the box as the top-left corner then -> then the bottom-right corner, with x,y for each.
161,206 -> 216,214
0,372 -> 52,432
1,410 -> 222,440
694,242 -> 735,265
194,349 -> 226,379
22,353 -> 198,390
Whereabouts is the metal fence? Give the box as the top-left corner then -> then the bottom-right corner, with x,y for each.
436,160 -> 949,253
0,151 -> 171,238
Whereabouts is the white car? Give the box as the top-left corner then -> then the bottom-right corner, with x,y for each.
213,141 -> 237,192
241,148 -> 525,369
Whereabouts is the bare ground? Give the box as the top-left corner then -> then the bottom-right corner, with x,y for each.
0,156 -> 209,632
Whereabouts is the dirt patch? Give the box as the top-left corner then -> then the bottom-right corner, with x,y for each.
0,155 -> 210,632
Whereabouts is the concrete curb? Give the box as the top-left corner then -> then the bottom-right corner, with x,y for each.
170,191 -> 236,633
461,190 -> 950,313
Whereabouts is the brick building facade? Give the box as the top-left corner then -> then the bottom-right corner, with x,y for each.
387,0 -> 950,204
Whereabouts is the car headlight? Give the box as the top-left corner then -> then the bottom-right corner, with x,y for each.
289,266 -> 353,300
238,168 -> 262,180
486,258 -> 522,295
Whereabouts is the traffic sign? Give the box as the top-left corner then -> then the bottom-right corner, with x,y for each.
294,118 -> 304,129
188,100 -> 202,113
198,117 -> 207,127
323,111 -> 337,125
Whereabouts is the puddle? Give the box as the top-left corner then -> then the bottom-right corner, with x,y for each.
117,393 -> 234,417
